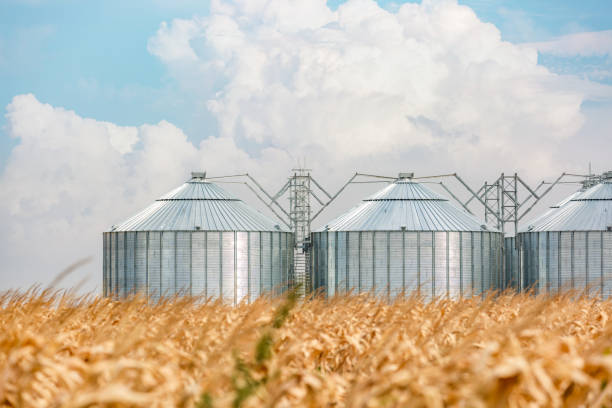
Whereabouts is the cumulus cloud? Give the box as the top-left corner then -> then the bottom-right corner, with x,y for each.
0,94 -> 291,291
1,0 -> 609,291
526,30 -> 612,57
148,0 -> 587,178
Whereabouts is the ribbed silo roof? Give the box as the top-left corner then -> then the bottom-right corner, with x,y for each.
111,173 -> 289,232
317,180 -> 497,232
520,182 -> 612,232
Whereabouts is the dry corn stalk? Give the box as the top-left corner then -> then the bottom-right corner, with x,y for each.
0,289 -> 611,407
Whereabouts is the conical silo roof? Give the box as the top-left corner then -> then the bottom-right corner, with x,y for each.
111,173 -> 289,232
317,179 -> 497,232
520,181 -> 612,232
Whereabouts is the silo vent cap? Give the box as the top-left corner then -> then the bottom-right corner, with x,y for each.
398,172 -> 414,180
528,225 -> 534,231
191,171 -> 206,179
480,224 -> 487,230
195,225 -> 201,231
607,226 -> 612,232
274,224 -> 280,230
400,225 -> 406,231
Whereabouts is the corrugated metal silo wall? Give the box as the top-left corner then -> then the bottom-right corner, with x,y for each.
518,231 -> 612,298
504,236 -> 519,291
103,231 -> 294,304
311,231 -> 503,300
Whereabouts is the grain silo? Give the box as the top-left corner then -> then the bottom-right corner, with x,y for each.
503,189 -> 585,291
311,174 -> 503,299
103,172 -> 293,303
517,172 -> 612,298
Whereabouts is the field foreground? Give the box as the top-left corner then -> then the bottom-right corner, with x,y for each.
1,290 -> 612,407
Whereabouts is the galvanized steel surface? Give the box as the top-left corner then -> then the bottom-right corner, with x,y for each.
104,175 -> 294,302
515,181 -> 612,298
318,181 -> 498,232
504,236 -> 518,290
112,178 -> 290,232
521,182 -> 612,232
519,231 -> 612,298
312,231 -> 503,299
103,230 -> 293,304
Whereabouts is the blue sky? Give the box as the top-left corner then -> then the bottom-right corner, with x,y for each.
1,0 -> 611,168
2,0 -> 612,291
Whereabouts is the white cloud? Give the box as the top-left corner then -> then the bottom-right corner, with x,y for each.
149,0 -> 587,173
525,30 -> 612,57
0,94 -> 292,291
2,0 -> 610,292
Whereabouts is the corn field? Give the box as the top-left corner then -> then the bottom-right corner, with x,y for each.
1,289 -> 612,407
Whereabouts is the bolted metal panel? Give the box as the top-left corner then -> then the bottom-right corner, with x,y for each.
311,230 -> 501,300
548,233 -> 559,294
236,231 -> 249,304
117,232 -> 125,297
560,232 -> 572,290
404,232 -> 419,294
434,232 -> 447,298
191,232 -> 206,296
462,232 -> 473,297
337,232 -> 348,294
280,233 -> 287,293
318,233 -> 327,293
135,232 -> 147,295
104,230 -> 293,304
574,232 -> 587,292
518,231 -> 612,299
327,233 -> 336,297
538,233 -> 547,293
103,233 -> 109,297
311,168 -> 501,300
161,231 -> 175,296
360,232 -> 374,293
448,232 -> 461,298
604,233 -> 612,298
389,232 -> 403,297
419,232 -> 434,300
374,231 -> 387,296
348,232 -> 360,291
272,233 -> 281,295
249,232 -> 261,302
221,232 -> 235,302
176,232 -> 191,295
206,232 -> 221,298
482,233 -> 491,293
261,232 -> 272,295
588,232 -> 602,297
126,232 -> 136,295
147,232 -> 161,299
472,233 -> 482,296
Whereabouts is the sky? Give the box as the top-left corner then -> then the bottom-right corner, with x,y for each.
0,0 -> 611,292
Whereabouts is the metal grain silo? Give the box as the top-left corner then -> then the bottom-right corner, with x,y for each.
311,174 -> 502,299
503,190 -> 585,291
517,173 -> 612,298
103,172 -> 293,303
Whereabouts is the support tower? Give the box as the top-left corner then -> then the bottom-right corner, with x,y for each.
289,168 -> 312,295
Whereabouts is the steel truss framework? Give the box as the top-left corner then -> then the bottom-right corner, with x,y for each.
206,169 -> 602,295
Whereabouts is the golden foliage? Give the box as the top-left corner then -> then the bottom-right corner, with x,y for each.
1,289 -> 612,407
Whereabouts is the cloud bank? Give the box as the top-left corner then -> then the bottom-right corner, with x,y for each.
0,0 -> 602,291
